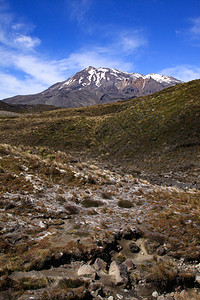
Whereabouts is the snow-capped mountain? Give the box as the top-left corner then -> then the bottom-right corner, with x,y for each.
3,66 -> 182,108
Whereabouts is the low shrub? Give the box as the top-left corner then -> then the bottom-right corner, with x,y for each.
146,260 -> 178,292
64,204 -> 79,215
81,197 -> 103,208
101,191 -> 113,199
57,278 -> 86,289
117,200 -> 133,208
177,272 -> 196,288
56,195 -> 66,204
19,277 -> 48,290
116,253 -> 127,263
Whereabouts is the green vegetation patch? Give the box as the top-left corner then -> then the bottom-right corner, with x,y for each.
117,199 -> 133,208
19,277 -> 48,290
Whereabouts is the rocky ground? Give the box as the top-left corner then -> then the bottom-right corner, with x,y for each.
0,144 -> 199,299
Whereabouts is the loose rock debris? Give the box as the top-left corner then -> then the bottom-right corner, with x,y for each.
0,144 -> 199,299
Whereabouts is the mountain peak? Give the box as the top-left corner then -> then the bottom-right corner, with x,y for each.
3,66 -> 182,108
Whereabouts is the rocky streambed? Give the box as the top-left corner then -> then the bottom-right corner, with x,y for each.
0,144 -> 199,299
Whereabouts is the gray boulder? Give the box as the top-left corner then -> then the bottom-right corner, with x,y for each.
109,261 -> 129,285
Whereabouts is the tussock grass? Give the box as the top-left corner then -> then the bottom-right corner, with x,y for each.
146,260 -> 178,292
81,196 -> 103,208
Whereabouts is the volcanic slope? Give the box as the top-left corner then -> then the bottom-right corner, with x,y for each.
3,66 -> 182,108
0,79 -> 199,188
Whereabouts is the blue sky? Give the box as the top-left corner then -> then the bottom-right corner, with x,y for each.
0,0 -> 200,99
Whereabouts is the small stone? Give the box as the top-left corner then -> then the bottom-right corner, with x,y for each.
123,259 -> 136,271
88,282 -> 104,298
77,264 -> 96,279
89,282 -> 102,291
116,244 -> 123,251
179,290 -> 188,298
156,245 -> 167,256
152,291 -> 159,298
5,232 -> 22,244
129,242 -> 140,253
196,275 -> 200,285
108,297 -> 113,300
157,296 -> 165,300
116,294 -> 123,299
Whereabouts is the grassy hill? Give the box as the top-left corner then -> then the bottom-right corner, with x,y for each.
0,79 -> 199,188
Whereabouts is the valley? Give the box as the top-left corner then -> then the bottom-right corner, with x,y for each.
0,79 -> 200,299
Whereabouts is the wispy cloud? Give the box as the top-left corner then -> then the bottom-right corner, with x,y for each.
117,30 -> 147,54
66,0 -> 147,52
61,48 -> 133,71
160,65 -> 200,82
176,17 -> 200,46
189,17 -> 200,36
13,54 -> 67,85
67,0 -> 92,23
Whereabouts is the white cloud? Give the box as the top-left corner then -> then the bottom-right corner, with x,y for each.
160,65 -> 200,82
0,71 -> 47,99
14,35 -> 41,50
13,55 -> 66,85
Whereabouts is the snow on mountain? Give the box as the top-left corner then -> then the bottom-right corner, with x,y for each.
58,66 -> 182,91
145,73 -> 181,84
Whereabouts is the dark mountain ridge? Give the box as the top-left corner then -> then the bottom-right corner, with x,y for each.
0,100 -> 57,114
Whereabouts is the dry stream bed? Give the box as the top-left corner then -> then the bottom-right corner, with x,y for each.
0,144 -> 199,299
